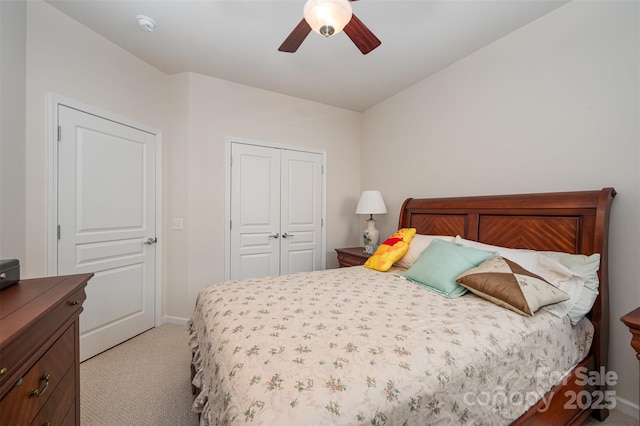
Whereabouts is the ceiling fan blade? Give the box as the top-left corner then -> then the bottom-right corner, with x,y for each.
343,13 -> 381,55
278,18 -> 312,53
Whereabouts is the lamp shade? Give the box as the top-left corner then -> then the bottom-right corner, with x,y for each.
303,0 -> 353,37
355,190 -> 387,215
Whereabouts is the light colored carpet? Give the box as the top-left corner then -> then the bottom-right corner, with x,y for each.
582,409 -> 639,426
80,324 -> 199,426
81,324 -> 637,426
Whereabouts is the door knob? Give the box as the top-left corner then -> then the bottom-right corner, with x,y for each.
144,237 -> 158,245
282,233 -> 294,238
270,233 -> 280,239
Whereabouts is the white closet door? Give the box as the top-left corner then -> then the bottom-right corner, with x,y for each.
230,143 -> 281,280
229,142 -> 324,280
280,150 -> 323,275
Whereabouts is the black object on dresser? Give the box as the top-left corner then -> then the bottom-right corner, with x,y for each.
0,259 -> 20,290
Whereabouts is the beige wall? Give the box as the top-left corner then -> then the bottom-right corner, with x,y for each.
362,0 -> 639,414
0,1 -> 27,263
165,72 -> 362,318
24,0 -> 169,277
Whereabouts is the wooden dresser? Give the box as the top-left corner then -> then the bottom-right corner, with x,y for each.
0,273 -> 92,425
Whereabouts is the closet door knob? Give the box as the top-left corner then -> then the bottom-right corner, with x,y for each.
270,233 -> 280,239
144,237 -> 158,245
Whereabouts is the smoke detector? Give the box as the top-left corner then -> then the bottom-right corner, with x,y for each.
136,15 -> 156,32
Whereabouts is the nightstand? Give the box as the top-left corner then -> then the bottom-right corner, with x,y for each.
621,307 -> 640,360
335,247 -> 370,267
621,307 -> 640,406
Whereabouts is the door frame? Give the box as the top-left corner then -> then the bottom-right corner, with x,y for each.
224,137 -> 327,280
46,93 -> 163,327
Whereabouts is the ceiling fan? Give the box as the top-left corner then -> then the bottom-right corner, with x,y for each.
278,0 -> 381,55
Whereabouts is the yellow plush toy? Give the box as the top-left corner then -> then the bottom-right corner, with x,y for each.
364,228 -> 417,272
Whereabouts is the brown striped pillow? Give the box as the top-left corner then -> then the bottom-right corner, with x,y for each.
456,256 -> 569,316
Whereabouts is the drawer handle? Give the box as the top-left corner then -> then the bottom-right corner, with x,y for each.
69,300 -> 80,306
0,367 -> 7,376
29,372 -> 50,397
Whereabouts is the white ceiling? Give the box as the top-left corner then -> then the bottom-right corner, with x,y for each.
45,0 -> 569,112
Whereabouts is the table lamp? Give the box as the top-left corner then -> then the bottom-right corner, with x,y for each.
355,190 -> 387,252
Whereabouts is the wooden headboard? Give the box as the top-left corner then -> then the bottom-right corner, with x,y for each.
398,187 -> 616,379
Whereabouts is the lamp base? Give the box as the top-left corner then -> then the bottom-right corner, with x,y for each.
363,219 -> 380,252
364,245 -> 377,255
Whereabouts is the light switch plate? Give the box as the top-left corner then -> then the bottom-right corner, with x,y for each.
172,218 -> 184,230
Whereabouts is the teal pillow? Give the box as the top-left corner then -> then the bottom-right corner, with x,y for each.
399,239 -> 496,298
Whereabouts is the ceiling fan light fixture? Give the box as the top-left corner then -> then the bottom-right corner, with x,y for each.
303,0 -> 352,38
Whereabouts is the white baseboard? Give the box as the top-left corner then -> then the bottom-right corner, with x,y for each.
615,395 -> 640,420
161,315 -> 189,326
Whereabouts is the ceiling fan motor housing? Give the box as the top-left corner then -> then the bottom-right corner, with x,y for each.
319,25 -> 335,37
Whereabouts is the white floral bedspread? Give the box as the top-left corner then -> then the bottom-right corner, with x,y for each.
188,266 -> 593,425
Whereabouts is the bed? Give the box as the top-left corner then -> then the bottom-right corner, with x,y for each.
189,187 -> 616,425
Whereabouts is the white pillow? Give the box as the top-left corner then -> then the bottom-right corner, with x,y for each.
454,236 -> 539,271
541,251 -> 600,324
536,255 -> 585,318
394,234 -> 455,269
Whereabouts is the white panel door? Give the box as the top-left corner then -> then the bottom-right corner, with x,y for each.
57,105 -> 156,361
280,150 -> 323,274
229,142 -> 324,280
230,143 -> 281,280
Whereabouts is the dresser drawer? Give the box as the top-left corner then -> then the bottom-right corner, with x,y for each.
0,286 -> 85,390
30,364 -> 75,426
0,325 -> 75,425
60,400 -> 77,425
337,253 -> 363,266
